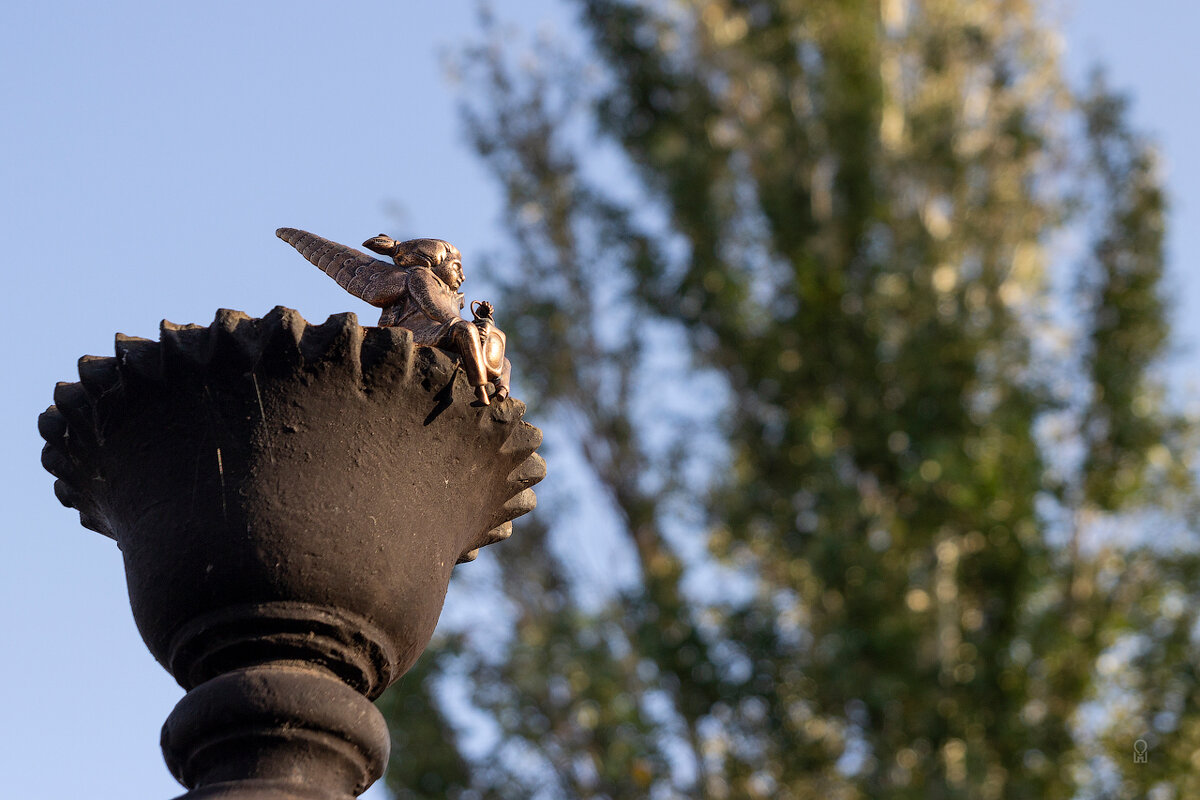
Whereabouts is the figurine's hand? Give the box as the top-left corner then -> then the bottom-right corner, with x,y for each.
473,300 -> 495,321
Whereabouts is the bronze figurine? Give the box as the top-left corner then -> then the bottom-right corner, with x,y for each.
277,228 -> 511,404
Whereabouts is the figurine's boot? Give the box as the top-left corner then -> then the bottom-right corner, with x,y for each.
494,357 -> 512,401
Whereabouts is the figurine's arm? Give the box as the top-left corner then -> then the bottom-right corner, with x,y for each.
406,269 -> 464,324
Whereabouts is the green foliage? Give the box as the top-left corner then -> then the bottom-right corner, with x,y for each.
376,643 -> 473,799
1078,77 -> 1176,509
382,2 -> 1199,798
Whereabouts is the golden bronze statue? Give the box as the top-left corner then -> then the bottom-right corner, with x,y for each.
277,228 -> 511,404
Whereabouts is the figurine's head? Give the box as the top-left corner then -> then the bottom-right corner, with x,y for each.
363,235 -> 464,290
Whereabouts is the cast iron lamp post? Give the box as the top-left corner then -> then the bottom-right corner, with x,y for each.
39,306 -> 544,799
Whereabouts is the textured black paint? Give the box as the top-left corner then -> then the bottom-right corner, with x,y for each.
39,307 -> 545,799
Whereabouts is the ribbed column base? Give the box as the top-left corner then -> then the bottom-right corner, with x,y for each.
161,665 -> 389,800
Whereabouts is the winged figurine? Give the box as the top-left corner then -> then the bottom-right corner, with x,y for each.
277,227 -> 511,405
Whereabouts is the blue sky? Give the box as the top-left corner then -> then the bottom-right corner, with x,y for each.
0,2 -> 1195,798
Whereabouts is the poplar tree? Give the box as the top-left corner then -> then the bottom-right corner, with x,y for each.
383,3 -> 1197,797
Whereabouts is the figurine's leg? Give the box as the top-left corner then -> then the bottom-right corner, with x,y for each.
442,323 -> 490,405
494,358 -> 512,401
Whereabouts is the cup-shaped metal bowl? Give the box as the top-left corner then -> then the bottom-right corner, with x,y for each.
40,307 -> 544,696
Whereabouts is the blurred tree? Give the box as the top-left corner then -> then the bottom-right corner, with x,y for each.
380,2 -> 1199,798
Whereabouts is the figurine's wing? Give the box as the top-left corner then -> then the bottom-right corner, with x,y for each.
276,227 -> 408,308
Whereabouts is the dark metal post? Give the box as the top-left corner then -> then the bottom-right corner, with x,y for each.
39,307 -> 544,799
